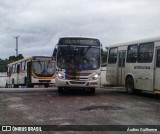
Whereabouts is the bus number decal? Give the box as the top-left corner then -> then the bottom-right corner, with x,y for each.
134,66 -> 150,69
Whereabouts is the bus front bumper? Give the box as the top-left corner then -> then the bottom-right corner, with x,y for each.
55,77 -> 100,88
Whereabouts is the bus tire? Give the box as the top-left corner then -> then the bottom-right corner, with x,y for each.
90,88 -> 95,95
5,83 -> 8,88
125,77 -> 135,94
44,84 -> 49,88
58,87 -> 64,94
24,77 -> 27,85
27,84 -> 34,88
13,84 -> 19,88
86,88 -> 95,95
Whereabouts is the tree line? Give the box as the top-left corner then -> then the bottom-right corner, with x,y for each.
0,54 -> 24,72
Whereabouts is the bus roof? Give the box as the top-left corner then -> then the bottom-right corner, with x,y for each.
7,56 -> 52,66
59,36 -> 99,40
109,36 -> 160,48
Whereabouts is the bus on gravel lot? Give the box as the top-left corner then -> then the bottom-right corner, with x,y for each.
53,37 -> 102,94
6,56 -> 56,88
106,37 -> 160,94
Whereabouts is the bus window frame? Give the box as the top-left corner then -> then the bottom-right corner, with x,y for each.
156,49 -> 160,68
17,64 -> 20,74
126,44 -> 138,63
8,66 -> 12,74
108,47 -> 118,64
137,42 -> 154,63
21,61 -> 26,71
12,64 -> 16,73
118,51 -> 126,67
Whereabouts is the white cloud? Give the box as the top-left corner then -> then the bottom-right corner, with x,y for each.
0,0 -> 160,59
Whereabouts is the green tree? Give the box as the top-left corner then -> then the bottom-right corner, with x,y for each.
101,50 -> 107,64
0,54 -> 24,72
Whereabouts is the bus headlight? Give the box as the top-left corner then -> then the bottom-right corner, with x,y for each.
58,73 -> 64,79
92,74 -> 99,80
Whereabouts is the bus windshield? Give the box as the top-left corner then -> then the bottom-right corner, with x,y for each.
32,60 -> 55,76
57,46 -> 100,70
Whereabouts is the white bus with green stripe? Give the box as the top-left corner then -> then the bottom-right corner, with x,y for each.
53,37 -> 102,94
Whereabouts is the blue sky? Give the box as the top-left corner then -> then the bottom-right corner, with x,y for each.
0,0 -> 160,59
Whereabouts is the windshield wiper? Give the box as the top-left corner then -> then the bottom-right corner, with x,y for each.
46,60 -> 50,69
38,60 -> 42,68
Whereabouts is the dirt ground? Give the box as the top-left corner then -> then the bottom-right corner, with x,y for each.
0,87 -> 160,133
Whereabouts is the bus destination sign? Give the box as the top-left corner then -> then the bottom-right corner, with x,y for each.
59,38 -> 100,46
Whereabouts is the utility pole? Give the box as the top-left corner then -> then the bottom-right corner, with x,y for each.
14,36 -> 19,61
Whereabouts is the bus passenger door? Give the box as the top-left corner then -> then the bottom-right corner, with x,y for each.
27,61 -> 32,83
118,51 -> 126,86
154,48 -> 160,91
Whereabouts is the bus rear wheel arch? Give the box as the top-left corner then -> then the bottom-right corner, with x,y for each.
125,76 -> 135,94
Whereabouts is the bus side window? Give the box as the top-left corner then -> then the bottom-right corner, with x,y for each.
156,49 -> 160,67
12,64 -> 15,73
108,47 -> 118,64
137,42 -> 154,63
25,61 -> 27,70
17,64 -> 20,73
126,44 -> 138,63
21,61 -> 26,71
7,67 -> 12,77
20,62 -> 22,71
8,67 -> 12,73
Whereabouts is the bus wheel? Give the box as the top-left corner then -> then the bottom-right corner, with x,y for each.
90,88 -> 95,95
58,87 -> 64,94
125,77 -> 135,94
27,84 -> 34,88
86,88 -> 95,95
44,84 -> 49,88
5,83 -> 8,88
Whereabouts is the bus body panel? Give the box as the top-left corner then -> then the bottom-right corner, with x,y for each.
154,42 -> 160,91
6,56 -> 56,87
106,37 -> 160,93
106,64 -> 118,85
55,70 -> 100,88
125,62 -> 154,91
55,37 -> 101,90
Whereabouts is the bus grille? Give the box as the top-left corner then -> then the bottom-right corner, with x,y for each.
70,81 -> 85,85
38,80 -> 51,83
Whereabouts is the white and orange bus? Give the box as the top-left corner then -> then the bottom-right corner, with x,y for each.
6,56 -> 56,88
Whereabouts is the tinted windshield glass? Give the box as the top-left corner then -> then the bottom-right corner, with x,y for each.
33,61 -> 55,76
57,46 -> 100,70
